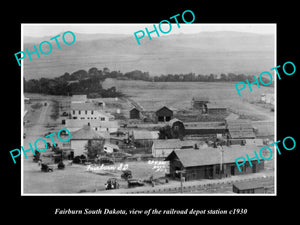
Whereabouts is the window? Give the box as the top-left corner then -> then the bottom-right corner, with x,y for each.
79,110 -> 81,115
85,110 -> 87,115
101,117 -> 105,121
91,110 -> 94,115
73,110 -> 75,115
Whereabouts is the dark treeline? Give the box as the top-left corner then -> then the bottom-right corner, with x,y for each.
24,67 -> 273,96
24,67 -> 125,97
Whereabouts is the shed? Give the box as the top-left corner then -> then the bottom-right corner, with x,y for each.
233,181 -> 265,193
207,103 -> 227,114
129,108 -> 141,119
192,97 -> 209,113
226,120 -> 255,139
165,145 -> 264,181
156,106 -> 173,122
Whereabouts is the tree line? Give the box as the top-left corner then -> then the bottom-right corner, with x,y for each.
24,67 -> 273,96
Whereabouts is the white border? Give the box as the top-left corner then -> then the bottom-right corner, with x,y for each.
21,23 -> 277,196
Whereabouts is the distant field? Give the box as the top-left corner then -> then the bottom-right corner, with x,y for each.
103,79 -> 275,121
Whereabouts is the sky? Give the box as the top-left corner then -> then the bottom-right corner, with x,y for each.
22,23 -> 276,37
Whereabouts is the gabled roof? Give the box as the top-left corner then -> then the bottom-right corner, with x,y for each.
71,125 -> 106,140
226,120 -> 255,139
165,145 -> 261,168
156,106 -> 173,114
233,180 -> 265,190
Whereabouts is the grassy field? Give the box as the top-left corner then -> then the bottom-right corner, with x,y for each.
103,79 -> 275,121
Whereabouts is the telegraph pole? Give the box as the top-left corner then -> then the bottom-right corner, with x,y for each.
176,169 -> 185,193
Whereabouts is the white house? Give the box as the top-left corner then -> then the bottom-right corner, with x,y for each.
70,102 -> 112,121
70,125 -> 108,156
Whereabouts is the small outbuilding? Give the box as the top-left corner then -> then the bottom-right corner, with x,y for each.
156,106 -> 173,122
192,97 -> 209,113
233,181 -> 265,193
226,119 -> 256,139
129,108 -> 141,119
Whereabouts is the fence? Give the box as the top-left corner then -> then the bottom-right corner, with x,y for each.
123,174 -> 274,194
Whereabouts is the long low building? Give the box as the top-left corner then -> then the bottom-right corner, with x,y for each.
165,145 -> 264,181
152,139 -> 202,158
65,119 -> 119,133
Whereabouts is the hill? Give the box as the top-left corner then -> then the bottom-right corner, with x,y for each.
23,31 -> 275,80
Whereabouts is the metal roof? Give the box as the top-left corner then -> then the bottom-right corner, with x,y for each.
165,145 -> 261,168
70,125 -> 107,140
226,120 -> 255,139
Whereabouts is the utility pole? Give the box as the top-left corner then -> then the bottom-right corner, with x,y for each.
175,169 -> 186,193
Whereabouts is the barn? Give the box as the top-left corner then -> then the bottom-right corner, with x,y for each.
165,145 -> 264,181
156,106 -> 173,122
129,108 -> 141,119
168,118 -> 185,139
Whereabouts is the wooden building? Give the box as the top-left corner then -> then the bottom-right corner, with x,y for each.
129,108 -> 141,119
226,119 -> 256,139
165,145 -> 264,181
206,103 -> 227,114
184,122 -> 226,138
233,181 -> 265,193
192,97 -> 209,113
156,106 -> 173,122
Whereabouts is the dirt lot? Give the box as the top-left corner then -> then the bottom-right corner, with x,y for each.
23,159 -> 166,194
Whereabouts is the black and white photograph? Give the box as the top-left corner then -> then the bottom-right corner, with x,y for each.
21,23 -> 276,195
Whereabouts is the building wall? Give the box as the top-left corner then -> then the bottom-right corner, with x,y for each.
130,109 -> 140,119
208,108 -> 227,114
71,109 -> 111,121
65,119 -> 119,133
152,148 -> 178,158
71,140 -> 88,156
170,160 -> 264,181
156,107 -> 173,122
